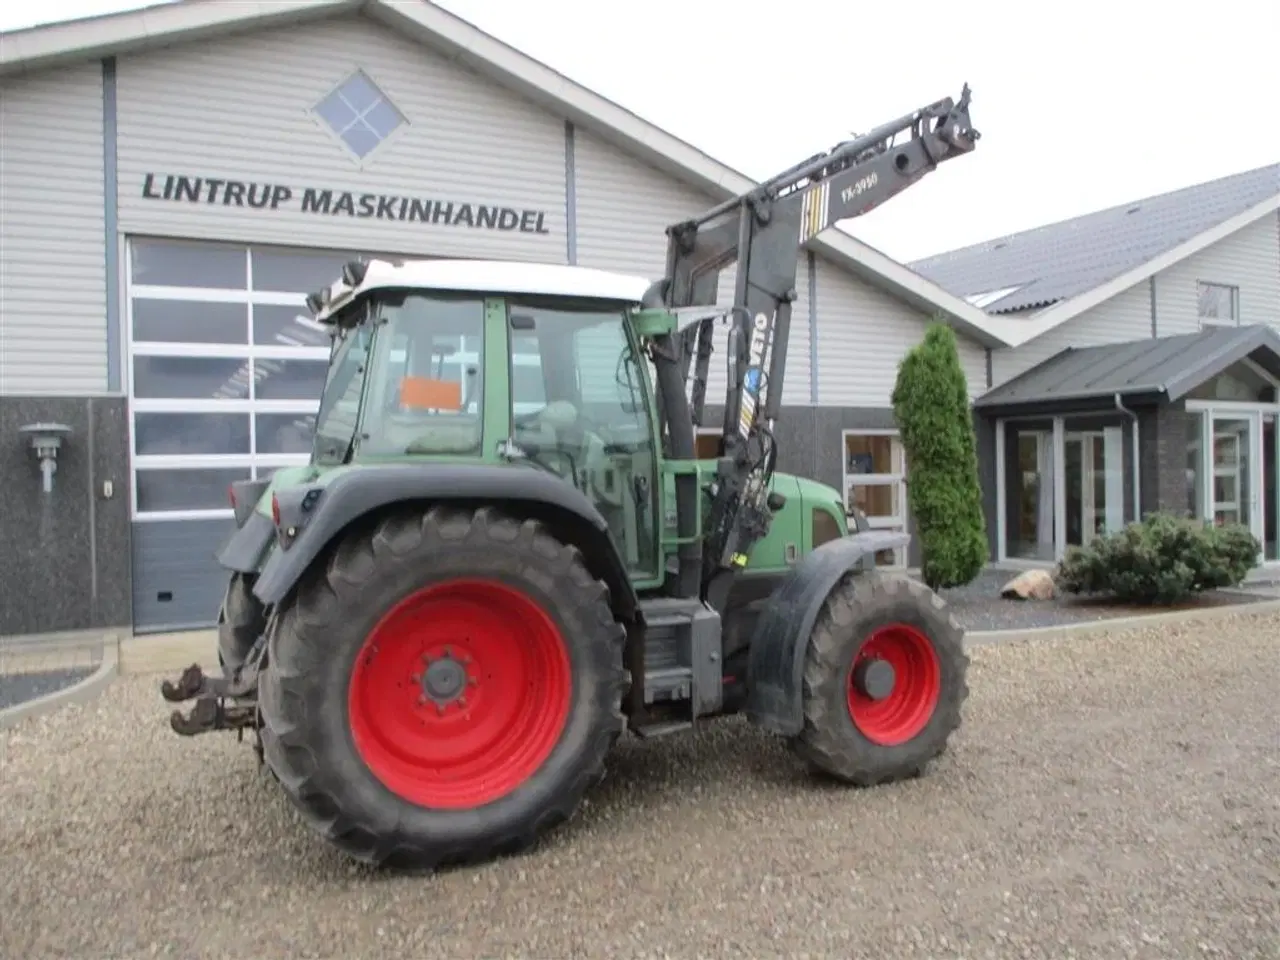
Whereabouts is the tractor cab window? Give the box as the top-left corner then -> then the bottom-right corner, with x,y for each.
508,302 -> 659,577
312,323 -> 373,465
358,293 -> 486,458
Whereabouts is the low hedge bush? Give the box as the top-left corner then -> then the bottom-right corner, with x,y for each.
1055,512 -> 1259,605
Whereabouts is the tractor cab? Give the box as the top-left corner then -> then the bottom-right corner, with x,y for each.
302,258 -> 668,580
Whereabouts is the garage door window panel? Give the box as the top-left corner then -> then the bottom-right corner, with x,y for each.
134,412 -> 251,456
136,467 -> 251,513
131,238 -> 247,289
132,300 -> 249,345
132,356 -> 252,400
254,358 -> 330,401
252,303 -> 332,349
251,249 -> 359,293
257,413 -> 321,455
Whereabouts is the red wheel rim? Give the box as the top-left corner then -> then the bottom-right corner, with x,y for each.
347,578 -> 572,809
846,623 -> 941,747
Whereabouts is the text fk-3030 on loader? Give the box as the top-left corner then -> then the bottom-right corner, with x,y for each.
162,86 -> 980,868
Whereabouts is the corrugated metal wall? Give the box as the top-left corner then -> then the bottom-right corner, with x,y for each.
0,62 -> 107,395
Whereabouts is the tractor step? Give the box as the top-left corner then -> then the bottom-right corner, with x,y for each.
638,597 -> 722,716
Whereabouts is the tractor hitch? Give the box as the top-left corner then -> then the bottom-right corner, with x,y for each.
161,637 -> 266,738
160,663 -> 225,702
168,695 -> 258,737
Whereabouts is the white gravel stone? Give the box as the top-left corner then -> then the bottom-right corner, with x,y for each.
2,612 -> 1278,958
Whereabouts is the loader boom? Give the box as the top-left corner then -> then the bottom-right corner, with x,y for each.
641,85 -> 980,608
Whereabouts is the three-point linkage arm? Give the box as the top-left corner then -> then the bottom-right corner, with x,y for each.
642,85 -> 980,606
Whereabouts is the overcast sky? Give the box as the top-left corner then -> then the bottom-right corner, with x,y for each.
4,0 -> 1278,263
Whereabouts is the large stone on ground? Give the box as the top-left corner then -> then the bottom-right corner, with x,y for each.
1001,569 -> 1056,601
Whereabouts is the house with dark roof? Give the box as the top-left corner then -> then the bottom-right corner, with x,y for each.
913,162 -> 1280,567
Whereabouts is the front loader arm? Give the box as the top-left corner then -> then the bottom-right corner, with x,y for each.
642,86 -> 979,607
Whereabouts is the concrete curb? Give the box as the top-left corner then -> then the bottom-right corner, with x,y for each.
963,594 -> 1280,647
0,634 -> 120,731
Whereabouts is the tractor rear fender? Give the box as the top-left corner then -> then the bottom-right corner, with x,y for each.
744,530 -> 911,737
249,463 -> 639,619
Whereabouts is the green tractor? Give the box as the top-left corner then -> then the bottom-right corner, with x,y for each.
162,87 -> 980,868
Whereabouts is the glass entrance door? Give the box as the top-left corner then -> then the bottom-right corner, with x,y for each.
1210,414 -> 1261,541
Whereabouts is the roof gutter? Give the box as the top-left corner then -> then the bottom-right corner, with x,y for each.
1114,393 -> 1141,522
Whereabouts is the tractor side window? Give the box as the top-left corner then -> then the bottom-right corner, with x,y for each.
312,324 -> 372,465
511,333 -> 547,416
358,294 -> 486,458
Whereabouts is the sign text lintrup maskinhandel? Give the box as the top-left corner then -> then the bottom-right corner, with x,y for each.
141,173 -> 552,235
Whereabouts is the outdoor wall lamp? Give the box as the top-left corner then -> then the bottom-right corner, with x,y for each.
19,422 -> 72,495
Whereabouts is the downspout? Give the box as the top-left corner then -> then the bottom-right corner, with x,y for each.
1114,393 -> 1140,521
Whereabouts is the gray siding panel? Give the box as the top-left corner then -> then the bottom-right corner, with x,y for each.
131,519 -> 235,632
114,16 -> 567,262
1153,216 -> 1280,335
813,256 -> 987,406
0,63 -> 107,395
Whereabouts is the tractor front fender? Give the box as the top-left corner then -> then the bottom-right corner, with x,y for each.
744,530 -> 911,737
250,463 -> 639,618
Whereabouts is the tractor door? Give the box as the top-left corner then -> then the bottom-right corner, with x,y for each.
505,299 -> 661,581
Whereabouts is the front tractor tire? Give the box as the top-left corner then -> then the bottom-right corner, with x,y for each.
257,505 -> 627,869
792,572 -> 968,785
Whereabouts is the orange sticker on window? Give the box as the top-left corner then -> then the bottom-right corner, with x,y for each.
399,376 -> 462,411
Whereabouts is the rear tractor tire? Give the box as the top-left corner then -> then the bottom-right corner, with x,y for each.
792,572 -> 968,785
217,572 -> 266,673
257,505 -> 627,869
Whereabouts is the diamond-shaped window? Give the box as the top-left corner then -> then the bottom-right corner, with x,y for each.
313,71 -> 406,159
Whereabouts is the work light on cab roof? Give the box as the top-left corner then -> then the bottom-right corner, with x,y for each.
161,84 -> 982,874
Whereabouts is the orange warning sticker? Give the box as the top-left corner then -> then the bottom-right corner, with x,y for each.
399,376 -> 462,411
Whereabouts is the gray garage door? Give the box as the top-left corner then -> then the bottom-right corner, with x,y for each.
127,237 -> 359,632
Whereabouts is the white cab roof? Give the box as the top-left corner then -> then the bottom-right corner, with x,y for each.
311,258 -> 652,322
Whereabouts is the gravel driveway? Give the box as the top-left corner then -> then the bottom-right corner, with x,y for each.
2,613 -> 1278,959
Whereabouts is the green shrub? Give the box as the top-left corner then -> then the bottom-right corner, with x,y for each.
1055,512 -> 1259,605
891,320 -> 988,590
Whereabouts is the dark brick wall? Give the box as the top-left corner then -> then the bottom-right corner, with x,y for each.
1138,401 -> 1194,518
0,396 -> 132,636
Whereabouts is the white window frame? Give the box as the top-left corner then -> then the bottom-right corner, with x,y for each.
126,241 -> 338,522
1197,280 -> 1241,329
841,428 -> 908,569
